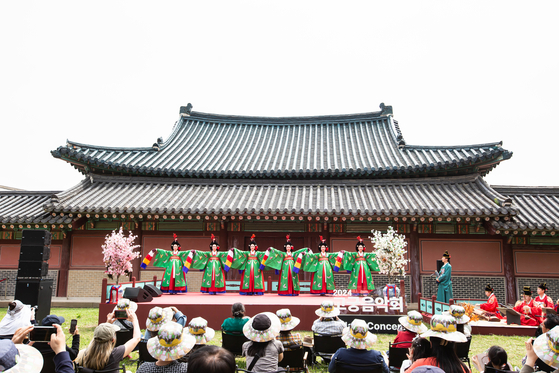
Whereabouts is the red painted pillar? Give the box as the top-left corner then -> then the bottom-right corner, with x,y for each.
56,231 -> 72,297
409,230 -> 421,303
502,240 -> 516,304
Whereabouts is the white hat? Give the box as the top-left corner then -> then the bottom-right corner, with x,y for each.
185,317 -> 215,345
147,322 -> 196,361
243,312 -> 281,342
420,314 -> 467,343
276,309 -> 300,331
449,305 -> 470,324
398,311 -> 428,333
341,319 -> 377,349
113,298 -> 138,313
533,325 -> 559,369
315,300 -> 340,317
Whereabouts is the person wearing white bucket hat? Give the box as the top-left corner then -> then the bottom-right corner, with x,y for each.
328,319 -> 388,373
242,312 -> 284,373
394,311 -> 428,349
404,314 -> 468,373
522,325 -> 559,373
185,317 -> 215,347
276,309 -> 302,354
311,300 -> 347,336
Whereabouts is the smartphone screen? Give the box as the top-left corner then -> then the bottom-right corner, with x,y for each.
69,319 -> 77,334
29,326 -> 57,342
114,310 -> 127,319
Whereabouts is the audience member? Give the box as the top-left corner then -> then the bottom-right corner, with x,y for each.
400,337 -> 432,373
113,298 -> 137,331
522,326 -> 559,373
185,316 -> 215,356
137,322 -> 195,373
410,366 -> 445,373
221,302 -> 249,334
0,337 -> 43,373
312,301 -> 347,336
395,311 -> 427,348
276,308 -> 302,354
76,309 -> 141,373
33,315 -> 79,373
242,312 -> 284,372
188,345 -> 236,373
50,324 -> 77,373
328,319 -> 388,373
473,345 -> 512,372
405,314 -> 469,373
536,314 -> 559,338
449,305 -> 471,337
144,306 -> 174,340
0,301 -> 34,339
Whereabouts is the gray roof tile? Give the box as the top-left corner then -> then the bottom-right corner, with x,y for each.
0,191 -> 70,225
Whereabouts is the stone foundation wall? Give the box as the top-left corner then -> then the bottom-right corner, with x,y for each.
0,269 -> 58,298
67,270 -> 107,297
421,275 -> 507,303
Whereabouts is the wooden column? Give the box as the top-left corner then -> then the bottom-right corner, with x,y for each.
409,230 -> 421,303
56,231 -> 72,297
502,239 -> 516,303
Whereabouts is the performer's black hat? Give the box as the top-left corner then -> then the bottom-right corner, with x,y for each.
283,235 -> 293,250
171,233 -> 181,249
318,236 -> 328,251
248,234 -> 258,250
209,234 -> 220,250
538,282 -> 548,291
523,285 -> 532,296
485,284 -> 493,293
355,236 -> 365,251
442,251 -> 451,259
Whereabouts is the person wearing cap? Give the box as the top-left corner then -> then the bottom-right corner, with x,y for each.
405,314 -> 469,373
0,333 -> 43,373
435,251 -> 453,303
264,235 -> 309,296
226,234 -> 268,295
190,234 -> 229,294
394,311 -> 428,349
477,284 -> 504,319
32,314 -> 80,373
303,236 -> 338,295
534,283 -> 554,310
515,286 -> 543,326
0,301 -> 35,340
75,309 -> 141,372
113,298 -> 138,331
185,317 -> 215,355
276,309 -> 302,354
522,325 -> 559,373
141,233 -> 190,294
328,319 -> 388,373
242,312 -> 284,372
342,236 -> 380,296
187,345 -> 236,373
222,302 -> 250,335
143,306 -> 176,340
312,301 -> 347,336
137,321 -> 196,373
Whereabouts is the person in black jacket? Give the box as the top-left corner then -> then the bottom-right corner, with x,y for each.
33,315 -> 79,373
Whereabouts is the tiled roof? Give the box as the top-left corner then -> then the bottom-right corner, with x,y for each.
0,191 -> 70,225
45,174 -> 514,218
491,186 -> 559,232
52,105 -> 512,179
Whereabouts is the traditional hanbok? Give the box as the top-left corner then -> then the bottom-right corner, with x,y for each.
265,247 -> 308,296
513,298 -> 542,326
148,248 -> 189,293
191,250 -> 228,294
227,248 -> 267,295
342,252 -> 379,294
303,252 -> 338,295
479,292 -> 504,319
436,262 -> 453,303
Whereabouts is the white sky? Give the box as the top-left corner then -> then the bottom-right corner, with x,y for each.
1,1 -> 558,192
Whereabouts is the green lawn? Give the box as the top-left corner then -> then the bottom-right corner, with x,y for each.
0,308 -> 531,372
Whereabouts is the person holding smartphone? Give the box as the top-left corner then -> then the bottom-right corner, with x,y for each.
32,314 -> 80,373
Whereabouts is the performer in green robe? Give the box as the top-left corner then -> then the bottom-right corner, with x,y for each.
303,236 -> 338,295
226,234 -> 266,295
342,236 -> 379,296
190,234 -> 228,294
436,250 -> 453,303
141,234 -> 189,294
265,235 -> 309,296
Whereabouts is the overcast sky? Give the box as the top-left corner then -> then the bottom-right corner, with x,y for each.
1,1 -> 558,192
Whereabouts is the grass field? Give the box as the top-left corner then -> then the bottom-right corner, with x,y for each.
0,307 -> 531,372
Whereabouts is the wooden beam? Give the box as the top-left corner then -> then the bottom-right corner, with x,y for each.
56,231 -> 72,297
409,230 -> 421,303
502,239 -> 516,304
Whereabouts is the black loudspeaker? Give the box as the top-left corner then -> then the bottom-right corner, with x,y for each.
21,230 -> 52,246
123,287 -> 153,303
19,245 -> 50,262
14,278 -> 53,323
143,284 -> 162,298
436,260 -> 443,272
18,261 -> 49,278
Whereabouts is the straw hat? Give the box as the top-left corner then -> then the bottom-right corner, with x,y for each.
398,311 -> 427,333
341,319 -> 377,349
243,312 -> 281,342
0,340 -> 43,373
449,305 -> 470,324
533,325 -> 559,369
315,300 -> 340,317
113,298 -> 138,313
276,309 -> 300,331
420,314 -> 467,343
185,317 -> 215,345
146,307 -> 173,332
147,322 -> 196,361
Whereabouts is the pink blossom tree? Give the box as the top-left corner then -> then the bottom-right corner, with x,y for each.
102,227 -> 141,284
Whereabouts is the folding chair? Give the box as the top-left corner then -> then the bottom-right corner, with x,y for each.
279,345 -> 308,373
222,329 -> 249,356
136,340 -> 157,369
313,332 -> 345,363
114,329 -> 133,348
333,358 -> 383,373
388,341 -> 409,372
455,336 -> 472,370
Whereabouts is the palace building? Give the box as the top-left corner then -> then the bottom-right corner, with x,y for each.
1,103 -> 558,303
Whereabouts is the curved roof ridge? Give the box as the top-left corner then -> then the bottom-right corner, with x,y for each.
404,141 -> 504,150
65,140 -> 155,152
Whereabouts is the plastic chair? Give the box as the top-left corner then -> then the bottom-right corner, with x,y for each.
222,329 -> 249,356
313,332 -> 345,363
279,345 -> 308,372
136,340 -> 157,369
455,336 -> 472,370
388,341 -> 409,371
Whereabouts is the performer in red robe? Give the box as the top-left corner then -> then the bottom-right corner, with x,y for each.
479,284 -> 504,319
513,285 -> 542,326
534,282 -> 554,309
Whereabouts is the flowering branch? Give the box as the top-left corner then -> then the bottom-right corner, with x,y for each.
102,227 -> 141,284
370,226 -> 409,285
